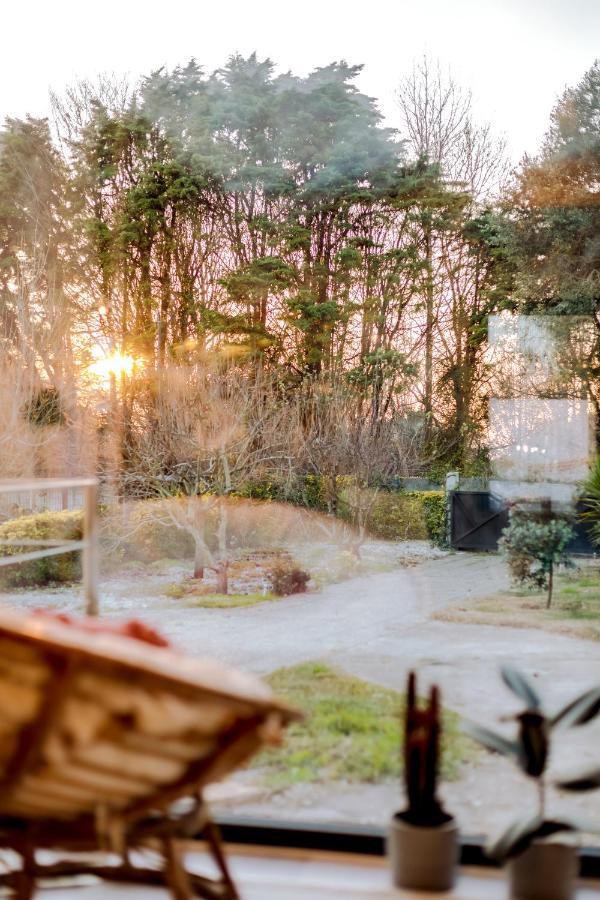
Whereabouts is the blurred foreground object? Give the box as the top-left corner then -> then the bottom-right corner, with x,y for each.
0,607 -> 300,898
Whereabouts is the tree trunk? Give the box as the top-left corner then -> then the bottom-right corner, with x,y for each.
193,540 -> 205,581
215,496 -> 229,595
423,229 -> 434,444
547,563 -> 553,609
215,560 -> 229,595
192,530 -> 212,581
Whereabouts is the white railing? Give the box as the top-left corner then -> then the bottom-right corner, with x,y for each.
0,478 -> 99,616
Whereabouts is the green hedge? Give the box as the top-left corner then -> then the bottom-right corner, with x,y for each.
366,490 -> 447,545
420,491 -> 448,548
367,491 -> 428,540
233,476 -> 448,546
0,510 -> 83,588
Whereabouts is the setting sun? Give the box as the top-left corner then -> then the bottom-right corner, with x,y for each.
88,350 -> 135,383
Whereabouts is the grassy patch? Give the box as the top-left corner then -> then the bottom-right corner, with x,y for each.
250,662 -> 473,789
168,589 -> 279,609
433,565 -> 600,641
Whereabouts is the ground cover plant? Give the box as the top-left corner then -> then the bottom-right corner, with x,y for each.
249,662 -> 473,789
168,591 -> 280,609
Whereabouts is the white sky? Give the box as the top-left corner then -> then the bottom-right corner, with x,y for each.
2,0 -> 598,161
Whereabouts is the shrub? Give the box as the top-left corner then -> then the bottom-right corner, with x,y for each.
367,490 -> 427,540
0,509 -> 83,588
235,479 -> 281,502
366,490 -> 446,544
421,491 -> 448,548
499,506 -> 575,608
271,564 -> 310,596
580,456 -> 600,547
302,474 -> 332,512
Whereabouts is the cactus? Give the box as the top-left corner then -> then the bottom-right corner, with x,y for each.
402,671 -> 449,826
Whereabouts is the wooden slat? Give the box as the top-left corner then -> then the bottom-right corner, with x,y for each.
122,715 -> 265,823
0,654 -> 76,801
0,620 -> 299,722
70,742 -> 184,784
35,763 -> 151,798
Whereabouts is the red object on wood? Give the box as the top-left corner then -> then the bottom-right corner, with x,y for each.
32,609 -> 170,647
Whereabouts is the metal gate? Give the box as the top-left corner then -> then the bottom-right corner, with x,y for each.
450,491 -> 509,551
450,491 -> 597,555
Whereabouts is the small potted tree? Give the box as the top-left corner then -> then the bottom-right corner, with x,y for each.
388,671 -> 458,891
466,666 -> 600,900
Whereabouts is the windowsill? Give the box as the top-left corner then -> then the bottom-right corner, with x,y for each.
26,846 -> 600,899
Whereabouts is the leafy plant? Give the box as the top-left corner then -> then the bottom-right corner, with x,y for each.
465,666 -> 600,861
421,491 -> 448,548
398,671 -> 451,827
580,456 -> 600,548
499,506 -> 575,608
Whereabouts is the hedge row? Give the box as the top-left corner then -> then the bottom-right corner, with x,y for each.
239,476 -> 448,546
0,510 -> 83,588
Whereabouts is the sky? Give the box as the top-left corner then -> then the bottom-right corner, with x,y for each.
1,0 -> 599,162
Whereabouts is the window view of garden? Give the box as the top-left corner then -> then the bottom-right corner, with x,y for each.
0,1 -> 599,873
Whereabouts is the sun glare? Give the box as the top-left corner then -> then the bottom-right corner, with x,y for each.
88,351 -> 135,383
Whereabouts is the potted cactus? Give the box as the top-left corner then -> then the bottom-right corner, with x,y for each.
465,666 -> 600,900
388,671 -> 458,891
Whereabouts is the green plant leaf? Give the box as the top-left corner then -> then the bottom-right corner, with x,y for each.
516,712 -> 548,777
488,817 -> 577,862
501,665 -> 541,710
551,687 -> 600,730
557,768 -> 600,792
487,815 -> 542,861
462,721 -> 519,760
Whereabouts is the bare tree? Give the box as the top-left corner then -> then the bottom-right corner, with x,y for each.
396,57 -> 510,462
396,56 -> 508,199
121,363 -> 294,592
288,380 -> 402,556
50,74 -> 133,151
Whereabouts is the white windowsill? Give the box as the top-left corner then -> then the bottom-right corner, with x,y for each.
25,846 -> 600,899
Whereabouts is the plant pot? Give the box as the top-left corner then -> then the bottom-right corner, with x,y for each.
508,841 -> 578,900
387,814 -> 459,892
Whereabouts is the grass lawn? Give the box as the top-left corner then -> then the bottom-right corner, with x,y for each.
249,662 -> 473,789
433,563 -> 600,641
165,587 -> 280,608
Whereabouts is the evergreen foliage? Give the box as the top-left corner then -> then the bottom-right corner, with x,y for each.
499,507 -> 575,608
580,456 -> 600,548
